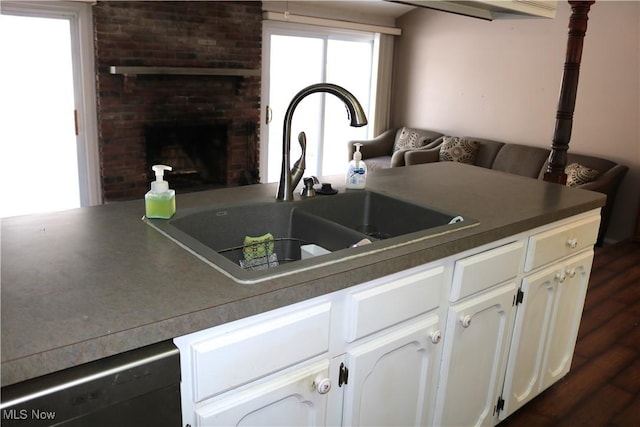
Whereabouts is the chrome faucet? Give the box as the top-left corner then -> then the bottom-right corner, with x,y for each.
276,83 -> 368,201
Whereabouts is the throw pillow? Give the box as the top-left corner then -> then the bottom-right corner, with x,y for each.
565,163 -> 599,187
393,127 -> 434,152
438,136 -> 480,164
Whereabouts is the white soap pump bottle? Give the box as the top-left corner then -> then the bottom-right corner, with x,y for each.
346,143 -> 367,189
145,164 -> 176,219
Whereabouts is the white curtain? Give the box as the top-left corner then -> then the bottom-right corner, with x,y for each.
373,34 -> 395,136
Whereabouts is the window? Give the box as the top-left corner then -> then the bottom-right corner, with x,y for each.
0,1 -> 100,217
261,22 -> 387,183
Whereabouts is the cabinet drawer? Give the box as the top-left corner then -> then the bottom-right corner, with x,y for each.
190,302 -> 331,402
345,266 -> 443,342
450,241 -> 524,302
525,214 -> 600,272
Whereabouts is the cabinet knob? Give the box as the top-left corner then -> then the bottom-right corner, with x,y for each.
566,237 -> 578,249
430,330 -> 442,344
314,377 -> 332,394
555,272 -> 566,283
567,268 -> 577,278
460,315 -> 472,328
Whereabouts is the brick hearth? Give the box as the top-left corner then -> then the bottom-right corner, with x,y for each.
94,1 -> 262,201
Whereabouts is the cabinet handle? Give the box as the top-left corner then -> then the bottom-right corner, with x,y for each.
567,268 -> 577,278
566,237 -> 578,249
313,377 -> 332,394
430,330 -> 442,344
460,315 -> 472,328
555,272 -> 566,283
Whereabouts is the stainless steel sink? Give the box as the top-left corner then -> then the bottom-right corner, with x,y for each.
146,190 -> 477,283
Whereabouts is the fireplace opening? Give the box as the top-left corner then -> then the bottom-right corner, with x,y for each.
145,123 -> 228,192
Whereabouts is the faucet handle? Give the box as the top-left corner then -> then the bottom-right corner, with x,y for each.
301,176 -> 319,197
305,176 -> 319,185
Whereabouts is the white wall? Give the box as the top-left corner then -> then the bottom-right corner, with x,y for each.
393,1 -> 639,242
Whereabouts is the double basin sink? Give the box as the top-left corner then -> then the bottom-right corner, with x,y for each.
146,190 -> 477,283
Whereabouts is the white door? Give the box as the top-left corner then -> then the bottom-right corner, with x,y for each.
0,2 -> 100,217
541,250 -> 593,387
341,315 -> 442,427
261,23 -> 375,184
196,360 -> 330,426
434,282 -> 517,427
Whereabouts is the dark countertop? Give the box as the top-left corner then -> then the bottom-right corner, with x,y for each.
0,162 -> 605,386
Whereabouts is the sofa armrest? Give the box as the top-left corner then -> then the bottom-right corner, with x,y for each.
391,149 -> 409,167
404,147 -> 441,166
577,164 -> 627,192
576,164 -> 629,245
348,128 -> 398,160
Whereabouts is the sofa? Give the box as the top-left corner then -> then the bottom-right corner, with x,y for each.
349,127 -> 629,245
348,127 -> 444,169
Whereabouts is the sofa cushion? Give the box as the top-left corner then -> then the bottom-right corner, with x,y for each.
438,136 -> 480,164
492,144 -> 550,178
393,127 -> 440,152
465,138 -> 505,168
565,163 -> 600,187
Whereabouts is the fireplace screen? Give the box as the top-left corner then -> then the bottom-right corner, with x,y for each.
145,123 -> 228,192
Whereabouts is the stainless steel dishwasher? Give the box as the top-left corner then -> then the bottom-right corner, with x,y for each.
1,341 -> 181,426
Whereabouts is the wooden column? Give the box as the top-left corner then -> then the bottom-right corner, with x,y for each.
544,0 -> 595,184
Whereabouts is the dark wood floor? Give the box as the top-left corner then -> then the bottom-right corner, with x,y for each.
499,239 -> 640,427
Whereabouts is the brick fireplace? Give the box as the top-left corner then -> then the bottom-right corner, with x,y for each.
94,1 -> 262,201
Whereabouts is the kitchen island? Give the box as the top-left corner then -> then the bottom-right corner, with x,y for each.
1,162 -> 605,416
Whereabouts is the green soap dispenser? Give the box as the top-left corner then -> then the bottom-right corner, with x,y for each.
145,164 -> 176,219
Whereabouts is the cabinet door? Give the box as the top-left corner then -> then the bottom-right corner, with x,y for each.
541,250 -> 593,387
196,360 -> 330,426
500,264 -> 559,419
341,315 -> 442,427
501,250 -> 594,419
433,282 -> 516,427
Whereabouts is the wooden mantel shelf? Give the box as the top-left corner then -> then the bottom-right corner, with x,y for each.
109,66 -> 260,77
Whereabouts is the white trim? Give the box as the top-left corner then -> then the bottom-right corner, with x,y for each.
259,23 -> 271,185
1,1 -> 102,206
263,11 -> 401,36
73,2 -> 102,206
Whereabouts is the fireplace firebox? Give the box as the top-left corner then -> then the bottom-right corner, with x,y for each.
145,123 -> 228,192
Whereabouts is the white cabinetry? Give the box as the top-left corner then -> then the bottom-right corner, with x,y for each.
542,251 -> 592,385
342,315 -> 441,427
196,359 -> 331,426
434,283 -> 517,427
524,214 -> 599,272
175,301 -> 333,427
433,241 -> 524,427
176,263 -> 445,427
341,266 -> 444,426
500,219 -> 597,419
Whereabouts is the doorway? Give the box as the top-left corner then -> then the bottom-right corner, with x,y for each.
0,1 -> 100,218
261,23 -> 377,184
